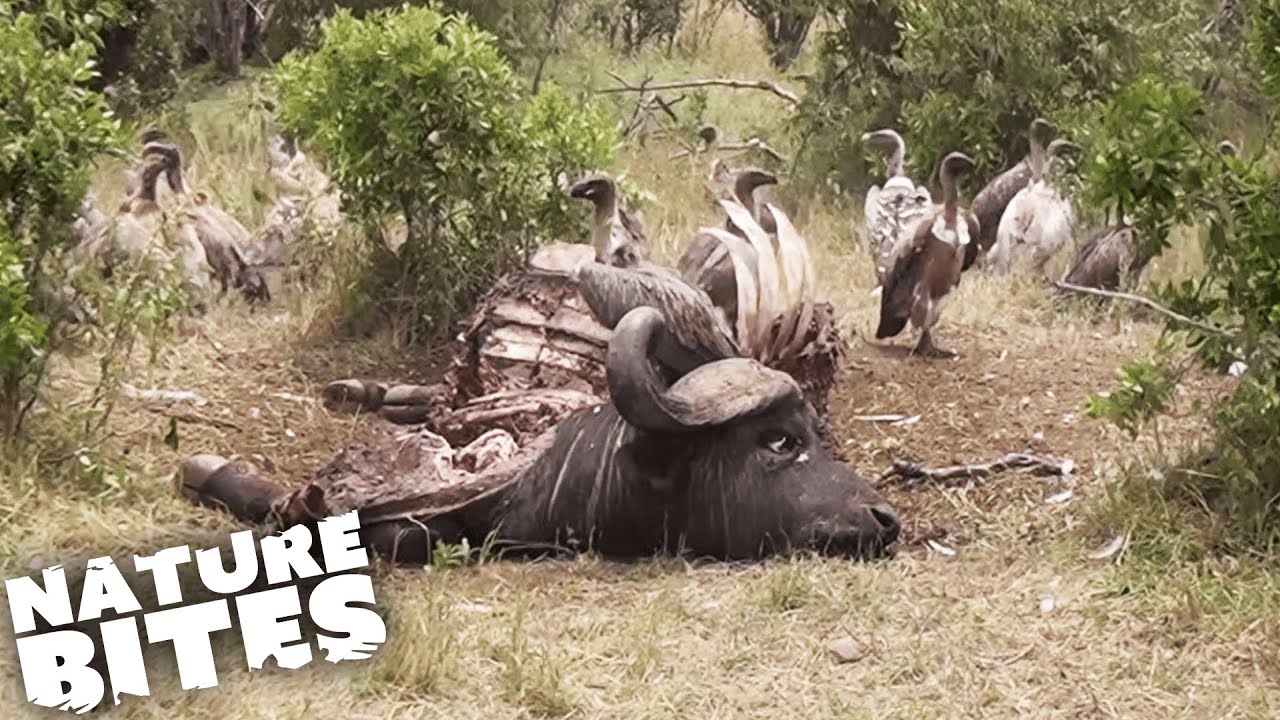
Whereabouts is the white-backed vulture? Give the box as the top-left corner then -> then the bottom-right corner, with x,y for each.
862,129 -> 933,284
569,174 -> 647,268
679,166 -> 779,327
875,152 -> 978,358
148,143 -> 269,302
70,153 -> 215,312
681,201 -> 816,357
1060,225 -> 1141,292
970,118 -> 1055,259
988,138 -> 1077,274
1057,136 -> 1243,293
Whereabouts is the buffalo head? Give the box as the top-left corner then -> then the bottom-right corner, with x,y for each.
602,306 -> 900,559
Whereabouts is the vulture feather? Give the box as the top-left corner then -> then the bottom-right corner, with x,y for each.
575,260 -> 740,378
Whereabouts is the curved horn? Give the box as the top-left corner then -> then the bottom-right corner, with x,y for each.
720,198 -> 780,343
765,203 -> 814,306
607,307 -> 800,433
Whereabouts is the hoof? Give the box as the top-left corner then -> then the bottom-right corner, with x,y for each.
379,384 -> 447,425
180,454 -> 288,525
322,379 -> 388,414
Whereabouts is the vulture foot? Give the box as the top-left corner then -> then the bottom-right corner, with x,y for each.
912,331 -> 956,359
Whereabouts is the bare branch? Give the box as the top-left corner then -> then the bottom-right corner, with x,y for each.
600,76 -> 800,105
879,452 -> 1075,489
1053,280 -> 1233,337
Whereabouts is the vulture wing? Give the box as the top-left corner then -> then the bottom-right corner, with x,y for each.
961,211 -> 981,272
876,213 -> 934,339
618,205 -> 648,245
576,261 -> 741,375
765,203 -> 815,307
721,198 -> 780,339
970,160 -> 1032,253
695,228 -> 761,349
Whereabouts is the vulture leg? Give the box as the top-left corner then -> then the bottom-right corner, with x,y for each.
912,329 -> 955,359
912,300 -> 955,358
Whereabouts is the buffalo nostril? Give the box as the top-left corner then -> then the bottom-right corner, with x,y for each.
869,505 -> 902,543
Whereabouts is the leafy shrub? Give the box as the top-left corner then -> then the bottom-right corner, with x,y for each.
1081,78 -> 1210,261
0,4 -> 126,435
797,0 -> 1207,192
275,5 -> 616,340
1085,71 -> 1280,553
737,0 -> 818,69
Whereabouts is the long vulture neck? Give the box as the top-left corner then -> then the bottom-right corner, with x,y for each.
1028,135 -> 1048,182
885,139 -> 905,178
940,166 -> 959,222
592,188 -> 620,262
136,162 -> 167,206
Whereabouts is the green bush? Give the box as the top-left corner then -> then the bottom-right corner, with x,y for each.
797,0 -> 1206,191
0,4 -> 127,436
1085,72 -> 1280,554
275,5 -> 617,340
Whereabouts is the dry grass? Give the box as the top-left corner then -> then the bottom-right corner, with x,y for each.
2,7 -> 1279,719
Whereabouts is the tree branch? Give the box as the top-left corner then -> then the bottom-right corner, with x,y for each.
879,452 -> 1075,489
1053,280 -> 1234,337
600,76 -> 800,105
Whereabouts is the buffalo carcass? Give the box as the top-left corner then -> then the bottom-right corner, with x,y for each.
182,306 -> 900,561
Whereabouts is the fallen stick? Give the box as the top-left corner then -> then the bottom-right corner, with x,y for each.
145,407 -> 243,432
600,77 -> 800,105
1052,280 -> 1232,338
880,452 -> 1076,489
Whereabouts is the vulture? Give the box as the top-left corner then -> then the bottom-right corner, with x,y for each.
1061,140 -> 1236,293
68,150 -> 215,311
148,143 -> 270,302
682,200 -> 817,359
862,128 -> 933,284
569,174 -> 647,268
875,152 -> 979,358
987,138 -> 1078,274
678,166 -> 779,326
1060,225 -> 1141,292
970,118 -> 1055,259
123,130 -> 177,200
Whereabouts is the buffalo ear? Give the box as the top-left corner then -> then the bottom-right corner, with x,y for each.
618,433 -> 685,495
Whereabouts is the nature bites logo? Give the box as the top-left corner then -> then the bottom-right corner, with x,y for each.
4,511 -> 386,714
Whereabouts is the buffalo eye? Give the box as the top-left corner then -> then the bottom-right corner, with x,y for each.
760,430 -> 799,456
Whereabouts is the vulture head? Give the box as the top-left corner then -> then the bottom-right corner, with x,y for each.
732,167 -> 778,204
140,128 -> 169,145
141,142 -> 189,195
568,174 -> 618,209
698,123 -> 720,150
940,152 -> 976,182
1219,140 -> 1240,157
862,129 -> 907,177
1029,117 -> 1055,145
